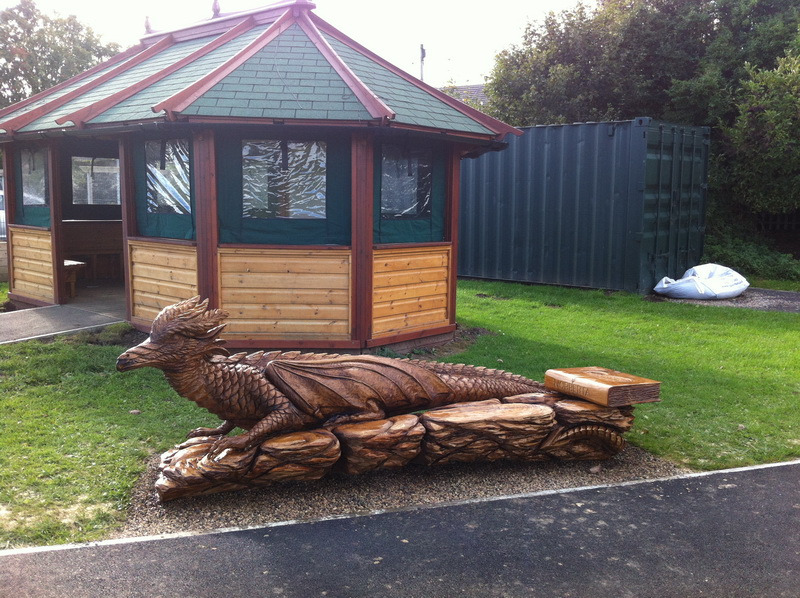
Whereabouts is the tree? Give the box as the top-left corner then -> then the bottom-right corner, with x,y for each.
485,0 -> 800,129
722,40 -> 800,214
0,0 -> 119,108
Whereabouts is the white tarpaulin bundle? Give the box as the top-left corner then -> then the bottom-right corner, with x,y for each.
653,264 -> 750,300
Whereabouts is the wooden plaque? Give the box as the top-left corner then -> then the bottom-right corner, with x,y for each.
544,367 -> 660,407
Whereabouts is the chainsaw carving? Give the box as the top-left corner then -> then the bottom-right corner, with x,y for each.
117,297 -> 640,501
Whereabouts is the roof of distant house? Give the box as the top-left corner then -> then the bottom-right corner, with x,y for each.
445,84 -> 489,107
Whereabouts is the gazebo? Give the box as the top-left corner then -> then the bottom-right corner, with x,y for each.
0,0 -> 518,350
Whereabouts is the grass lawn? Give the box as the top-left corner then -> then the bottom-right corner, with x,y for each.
0,281 -> 8,306
0,280 -> 797,547
750,278 -> 800,292
449,280 -> 799,472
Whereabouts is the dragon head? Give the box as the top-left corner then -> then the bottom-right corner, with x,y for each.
116,296 -> 230,372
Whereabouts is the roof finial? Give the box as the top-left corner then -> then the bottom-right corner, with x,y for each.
212,0 -> 221,18
144,15 -> 152,34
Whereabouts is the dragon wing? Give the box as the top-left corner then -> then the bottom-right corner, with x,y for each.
266,355 -> 454,419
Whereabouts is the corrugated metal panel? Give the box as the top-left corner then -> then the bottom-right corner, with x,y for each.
459,118 -> 709,293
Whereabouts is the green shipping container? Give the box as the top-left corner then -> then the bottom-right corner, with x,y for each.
459,118 -> 710,294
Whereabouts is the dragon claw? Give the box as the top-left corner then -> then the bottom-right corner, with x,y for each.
208,435 -> 251,459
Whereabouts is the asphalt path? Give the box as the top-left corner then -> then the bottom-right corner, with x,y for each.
2,461 -> 798,598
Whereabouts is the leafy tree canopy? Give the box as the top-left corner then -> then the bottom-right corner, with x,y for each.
486,0 -> 800,129
0,0 -> 119,109
722,37 -> 800,213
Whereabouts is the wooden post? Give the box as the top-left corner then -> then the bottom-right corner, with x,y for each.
2,147 -> 17,293
445,145 -> 462,325
350,131 -> 374,347
118,136 -> 138,322
48,142 -> 65,304
193,129 -> 219,308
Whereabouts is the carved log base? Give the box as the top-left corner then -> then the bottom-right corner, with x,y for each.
155,393 -> 636,501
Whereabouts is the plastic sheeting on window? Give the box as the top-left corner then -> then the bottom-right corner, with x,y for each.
71,157 -> 120,205
20,147 -> 49,207
145,139 -> 191,215
242,140 -> 326,219
380,144 -> 432,219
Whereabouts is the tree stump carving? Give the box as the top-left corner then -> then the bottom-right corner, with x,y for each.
117,298 -> 659,501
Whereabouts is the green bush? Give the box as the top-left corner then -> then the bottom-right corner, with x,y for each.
703,235 -> 800,280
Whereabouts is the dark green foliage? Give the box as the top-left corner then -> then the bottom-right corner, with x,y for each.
486,0 -> 800,128
720,45 -> 800,214
703,236 -> 800,281
0,0 -> 119,108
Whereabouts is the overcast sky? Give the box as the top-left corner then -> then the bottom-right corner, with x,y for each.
0,0 -> 587,87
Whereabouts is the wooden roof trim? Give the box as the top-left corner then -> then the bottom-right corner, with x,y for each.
151,9 -> 296,118
295,11 -> 393,122
0,43 -> 145,121
308,13 -> 521,139
57,17 -> 258,128
0,39 -> 175,133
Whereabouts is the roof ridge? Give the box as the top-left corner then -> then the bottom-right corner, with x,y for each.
151,9 -> 297,118
295,10 -> 393,121
56,17 -> 258,128
308,12 -> 519,139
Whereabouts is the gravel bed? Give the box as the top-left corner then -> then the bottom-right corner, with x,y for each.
650,287 -> 800,312
115,445 -> 689,539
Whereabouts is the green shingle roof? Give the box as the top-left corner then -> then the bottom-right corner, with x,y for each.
0,0 -> 516,140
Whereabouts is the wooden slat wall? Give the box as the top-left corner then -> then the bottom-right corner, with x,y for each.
219,248 -> 351,341
129,239 -> 198,322
372,245 -> 451,338
9,227 -> 54,303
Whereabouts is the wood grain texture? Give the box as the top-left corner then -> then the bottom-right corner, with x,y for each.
333,414 -> 425,475
128,239 -> 198,322
219,247 -> 351,341
9,227 -> 54,302
419,399 -> 555,465
372,245 -> 451,338
155,430 -> 341,501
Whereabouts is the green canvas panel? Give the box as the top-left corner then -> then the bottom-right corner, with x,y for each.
132,138 -> 196,240
217,130 -> 351,245
323,34 -> 493,136
373,141 -> 446,244
14,147 -> 51,228
182,24 -> 371,122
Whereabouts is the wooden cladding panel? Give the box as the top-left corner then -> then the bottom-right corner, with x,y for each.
372,246 -> 451,338
129,240 -> 198,322
9,227 -> 54,303
219,248 -> 351,341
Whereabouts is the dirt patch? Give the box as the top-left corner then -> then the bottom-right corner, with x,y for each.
412,325 -> 494,359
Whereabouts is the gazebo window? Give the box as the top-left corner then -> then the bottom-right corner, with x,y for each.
145,139 -> 191,215
134,138 -> 194,240
374,141 -> 445,244
71,157 -> 120,205
242,140 -> 326,219
21,147 -> 49,207
380,144 -> 432,220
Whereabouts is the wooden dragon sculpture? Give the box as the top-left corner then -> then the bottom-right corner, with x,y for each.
116,297 -> 546,458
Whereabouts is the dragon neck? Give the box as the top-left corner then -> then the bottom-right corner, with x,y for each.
163,356 -> 227,416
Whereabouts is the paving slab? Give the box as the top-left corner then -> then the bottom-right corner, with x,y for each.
0,305 -> 123,344
1,461 -> 798,598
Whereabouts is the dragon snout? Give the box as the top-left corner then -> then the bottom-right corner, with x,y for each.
116,342 -> 157,372
116,352 -> 142,372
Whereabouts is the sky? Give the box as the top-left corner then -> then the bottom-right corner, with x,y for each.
0,0 -> 587,87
